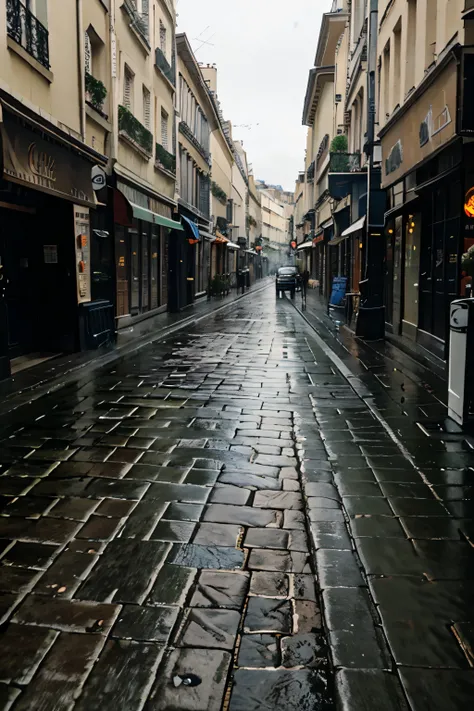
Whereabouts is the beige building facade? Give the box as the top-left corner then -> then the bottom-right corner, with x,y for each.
378,0 -> 473,359
0,0 -> 110,379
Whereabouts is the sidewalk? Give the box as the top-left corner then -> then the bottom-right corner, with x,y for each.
0,278 -> 273,421
284,288 -> 474,708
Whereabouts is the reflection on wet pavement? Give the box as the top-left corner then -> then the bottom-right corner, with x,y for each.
1,286 -> 474,708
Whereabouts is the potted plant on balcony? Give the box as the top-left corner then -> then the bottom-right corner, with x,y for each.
330,135 -> 349,172
85,72 -> 107,113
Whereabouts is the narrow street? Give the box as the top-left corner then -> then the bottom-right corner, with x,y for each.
0,283 -> 473,710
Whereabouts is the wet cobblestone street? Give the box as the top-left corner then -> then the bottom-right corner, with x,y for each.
1,285 -> 474,710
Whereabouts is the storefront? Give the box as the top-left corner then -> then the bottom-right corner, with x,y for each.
0,100 -> 106,381
113,179 -> 182,326
380,53 -> 461,360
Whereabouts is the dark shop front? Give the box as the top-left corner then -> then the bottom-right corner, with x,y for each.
0,102 -> 105,381
113,179 -> 182,327
380,54 -> 465,361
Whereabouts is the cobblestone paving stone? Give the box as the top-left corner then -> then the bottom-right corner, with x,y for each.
1,286 -> 474,708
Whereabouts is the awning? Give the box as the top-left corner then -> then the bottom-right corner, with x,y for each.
181,215 -> 200,241
212,230 -> 229,244
320,218 -> 334,230
328,215 -> 366,247
226,241 -> 240,250
199,230 -> 214,241
341,215 -> 365,237
130,202 -> 183,230
114,188 -> 134,227
297,240 -> 314,251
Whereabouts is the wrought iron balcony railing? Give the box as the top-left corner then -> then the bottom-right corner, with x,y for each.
329,152 -> 361,173
155,46 -> 175,86
118,105 -> 153,156
7,0 -> 50,69
155,143 -> 176,174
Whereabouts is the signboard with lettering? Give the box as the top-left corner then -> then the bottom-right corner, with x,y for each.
1,111 -> 96,206
380,59 -> 457,188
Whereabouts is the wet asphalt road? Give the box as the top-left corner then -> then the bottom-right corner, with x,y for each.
1,285 -> 474,710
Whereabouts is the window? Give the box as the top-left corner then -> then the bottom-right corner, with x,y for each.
124,65 -> 134,111
84,31 -> 92,74
383,42 -> 390,122
393,19 -> 402,110
425,0 -> 437,68
142,85 -> 151,128
405,0 -> 417,95
160,20 -> 167,55
161,108 -> 169,150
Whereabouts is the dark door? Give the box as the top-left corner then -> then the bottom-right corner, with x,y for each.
0,246 -> 10,379
0,207 -> 35,358
384,222 -> 395,326
392,215 -> 403,334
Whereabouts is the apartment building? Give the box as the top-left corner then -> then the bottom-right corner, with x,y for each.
0,0 -> 110,380
200,64 -> 238,284
112,0 -> 180,325
378,0 -> 473,360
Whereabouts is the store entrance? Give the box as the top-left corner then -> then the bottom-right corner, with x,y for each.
0,195 -> 78,375
0,206 -> 36,359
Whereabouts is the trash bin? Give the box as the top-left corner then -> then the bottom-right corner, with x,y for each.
448,298 -> 474,426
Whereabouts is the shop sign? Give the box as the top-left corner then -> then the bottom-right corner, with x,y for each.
381,59 -> 457,188
91,165 -> 106,191
313,234 -> 324,245
1,111 -> 95,206
74,206 -> 91,303
385,140 -> 403,176
419,105 -> 451,147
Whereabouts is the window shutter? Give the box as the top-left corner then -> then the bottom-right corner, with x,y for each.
141,0 -> 149,33
161,109 -> 168,149
143,87 -> 151,128
124,67 -> 133,110
160,21 -> 166,55
84,32 -> 92,75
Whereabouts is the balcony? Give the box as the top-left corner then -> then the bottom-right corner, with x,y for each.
179,121 -> 211,165
155,46 -> 175,86
118,105 -> 153,157
121,0 -> 149,47
328,152 -> 366,200
155,143 -> 176,175
329,152 -> 361,172
85,72 -> 107,114
7,0 -> 50,69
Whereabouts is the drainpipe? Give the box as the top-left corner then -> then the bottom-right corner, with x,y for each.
76,0 -> 86,142
355,0 -> 386,339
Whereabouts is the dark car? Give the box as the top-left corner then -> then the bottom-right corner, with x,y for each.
276,266 -> 298,298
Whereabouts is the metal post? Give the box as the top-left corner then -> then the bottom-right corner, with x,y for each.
356,0 -> 386,339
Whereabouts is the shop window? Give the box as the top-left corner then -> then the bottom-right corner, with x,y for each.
403,213 -> 421,327
161,230 -> 168,306
141,222 -> 150,311
130,224 -> 140,315
115,226 -> 129,317
151,226 -> 159,309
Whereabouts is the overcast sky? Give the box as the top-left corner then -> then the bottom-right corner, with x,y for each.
176,0 -> 333,192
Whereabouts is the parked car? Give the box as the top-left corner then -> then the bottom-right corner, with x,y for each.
276,266 -> 298,298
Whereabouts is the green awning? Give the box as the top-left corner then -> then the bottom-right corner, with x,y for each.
130,202 -> 184,231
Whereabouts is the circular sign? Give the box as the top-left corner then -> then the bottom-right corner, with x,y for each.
91,165 -> 106,191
